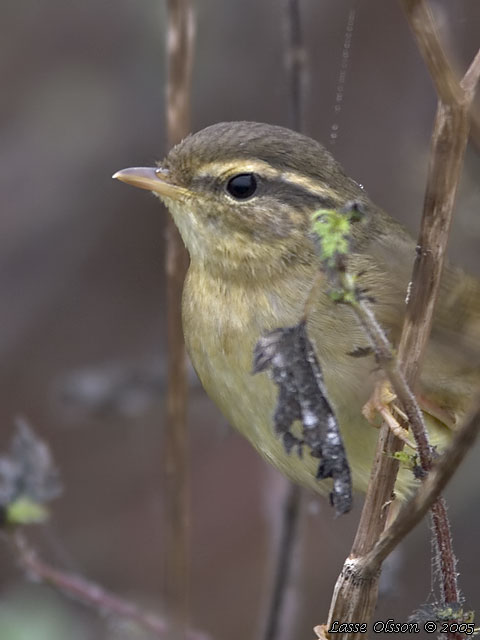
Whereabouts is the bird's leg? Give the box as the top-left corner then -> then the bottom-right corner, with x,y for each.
363,379 -> 416,449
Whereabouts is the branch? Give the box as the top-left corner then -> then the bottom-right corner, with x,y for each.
398,0 -> 479,613
283,0 -> 306,133
261,483 -> 302,640
462,49 -> 480,148
401,0 -> 462,105
260,4 -> 307,639
459,44 -> 480,98
362,397 -> 480,573
164,1 -> 195,637
325,2 -> 480,634
8,531 -> 208,640
348,296 -> 431,465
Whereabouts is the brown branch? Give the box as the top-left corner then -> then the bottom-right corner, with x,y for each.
325,2 -> 480,635
262,484 -> 302,640
283,0 -> 306,133
362,397 -> 480,573
260,5 -> 307,639
164,1 -> 195,638
9,531 -> 208,640
460,47 -> 480,98
348,297 -> 432,466
462,49 -> 480,150
323,394 -> 480,638
468,104 -> 480,150
435,31 -> 480,152
401,0 -> 461,104
397,0 -> 479,616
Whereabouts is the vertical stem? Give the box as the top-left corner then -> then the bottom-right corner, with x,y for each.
398,3 -> 473,619
260,3 -> 307,639
430,498 -> 458,602
165,1 -> 195,638
284,0 -> 306,133
262,484 -> 302,640
397,105 -> 469,389
326,2 -> 480,634
399,101 -> 469,618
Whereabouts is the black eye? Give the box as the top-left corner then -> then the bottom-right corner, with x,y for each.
226,173 -> 258,199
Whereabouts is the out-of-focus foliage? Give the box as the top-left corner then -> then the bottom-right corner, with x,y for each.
0,419 -> 61,525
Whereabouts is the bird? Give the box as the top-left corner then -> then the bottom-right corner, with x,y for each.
113,121 -> 480,499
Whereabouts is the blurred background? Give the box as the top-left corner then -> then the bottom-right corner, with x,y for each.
1,1 -> 479,639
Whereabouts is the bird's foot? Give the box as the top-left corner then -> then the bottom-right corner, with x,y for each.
363,380 -> 416,449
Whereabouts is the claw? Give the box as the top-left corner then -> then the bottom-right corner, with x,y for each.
363,380 -> 416,449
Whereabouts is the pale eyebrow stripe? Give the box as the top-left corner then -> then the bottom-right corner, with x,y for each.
196,159 -> 339,201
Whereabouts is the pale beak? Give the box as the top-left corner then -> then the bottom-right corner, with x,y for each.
112,166 -> 186,199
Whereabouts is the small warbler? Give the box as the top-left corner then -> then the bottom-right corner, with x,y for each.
113,121 -> 480,497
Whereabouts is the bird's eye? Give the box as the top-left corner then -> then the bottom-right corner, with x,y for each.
226,173 -> 258,200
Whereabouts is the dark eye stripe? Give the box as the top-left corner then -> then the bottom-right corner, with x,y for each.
191,172 -> 338,209
261,178 -> 337,210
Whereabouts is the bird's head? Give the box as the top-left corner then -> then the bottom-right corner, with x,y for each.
113,121 -> 368,279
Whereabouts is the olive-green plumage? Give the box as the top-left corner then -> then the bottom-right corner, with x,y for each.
114,121 -> 480,497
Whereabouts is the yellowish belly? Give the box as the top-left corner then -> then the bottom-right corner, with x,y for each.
182,266 -> 388,497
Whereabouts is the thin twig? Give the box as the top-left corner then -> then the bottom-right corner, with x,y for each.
326,1 -> 480,634
457,40 -> 480,97
284,0 -> 306,133
8,531 -> 208,640
400,0 -> 461,104
164,1 -> 195,638
260,4 -> 307,639
350,295 -> 432,464
468,105 -> 480,151
362,397 -> 480,573
262,484 -> 302,640
398,0 -> 479,616
434,33 -> 480,152
462,50 -> 480,150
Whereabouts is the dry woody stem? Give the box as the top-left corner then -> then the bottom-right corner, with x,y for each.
8,531 -> 208,640
164,1 -> 195,638
261,4 -> 307,640
363,397 -> 480,574
283,0 -> 306,134
325,1 -> 480,636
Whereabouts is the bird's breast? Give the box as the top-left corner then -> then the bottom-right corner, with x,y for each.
181,264 -> 386,494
